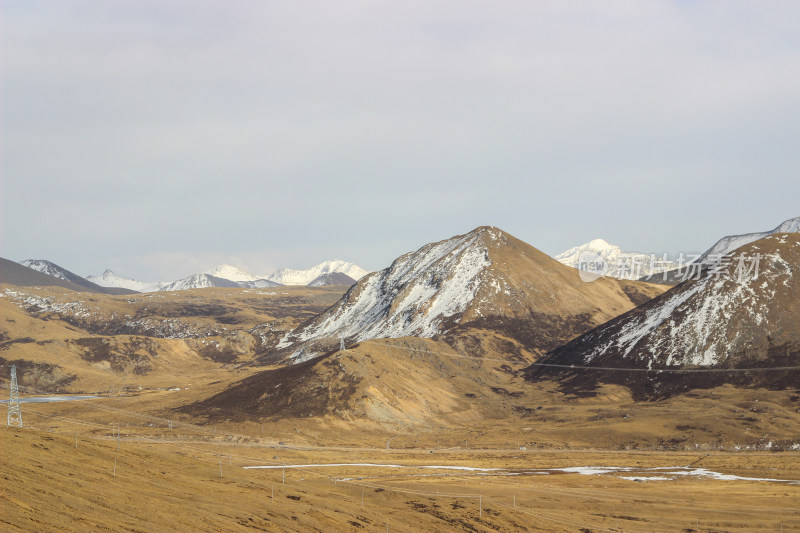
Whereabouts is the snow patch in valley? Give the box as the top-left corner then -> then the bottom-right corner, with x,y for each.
243,463 -> 799,484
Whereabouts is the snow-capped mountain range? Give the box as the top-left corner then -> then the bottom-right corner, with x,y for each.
86,270 -> 168,293
204,264 -> 261,283
19,259 -> 367,293
83,261 -> 366,292
19,260 -> 133,295
555,239 -> 677,280
266,260 -> 369,285
159,273 -> 243,292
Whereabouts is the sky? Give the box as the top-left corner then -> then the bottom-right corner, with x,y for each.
2,1 -> 799,281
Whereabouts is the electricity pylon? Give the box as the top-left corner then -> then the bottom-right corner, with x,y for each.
7,365 -> 23,427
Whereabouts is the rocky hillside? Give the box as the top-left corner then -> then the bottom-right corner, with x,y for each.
528,233 -> 800,398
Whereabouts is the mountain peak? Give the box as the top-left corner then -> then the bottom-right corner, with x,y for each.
273,227 -> 666,363
204,264 -> 259,282
87,269 -> 166,292
586,238 -> 613,248
266,260 -> 369,286
555,239 -> 675,280
19,259 -> 135,295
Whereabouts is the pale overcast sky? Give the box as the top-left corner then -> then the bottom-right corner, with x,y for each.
2,1 -> 799,281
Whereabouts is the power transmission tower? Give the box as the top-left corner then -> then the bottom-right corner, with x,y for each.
7,365 -> 23,427
340,338 -> 346,352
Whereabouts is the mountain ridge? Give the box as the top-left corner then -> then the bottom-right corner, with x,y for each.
528,232 -> 800,398
86,269 -> 167,292
266,260 -> 369,285
274,226 -> 667,363
16,260 -> 135,295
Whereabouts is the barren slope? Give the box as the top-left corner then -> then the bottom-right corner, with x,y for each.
0,285 -> 347,393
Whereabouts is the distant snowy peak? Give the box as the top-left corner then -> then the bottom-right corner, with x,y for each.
555,239 -> 621,265
19,259 -> 135,295
555,240 -> 676,280
204,264 -> 260,282
266,260 -> 369,286
160,274 -> 241,292
86,269 -> 167,293
20,259 -> 72,281
696,215 -> 800,264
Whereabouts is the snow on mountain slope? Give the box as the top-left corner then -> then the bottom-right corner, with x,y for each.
237,279 -> 283,288
159,274 -> 241,292
555,239 -> 676,279
275,227 -> 667,363
280,231 -> 490,350
205,264 -> 260,283
307,272 -> 357,287
20,259 -> 74,281
534,233 -> 800,373
695,216 -> 800,264
87,269 -> 167,292
266,260 -> 369,286
19,260 -> 134,294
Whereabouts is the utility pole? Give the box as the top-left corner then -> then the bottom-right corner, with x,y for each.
7,365 -> 22,427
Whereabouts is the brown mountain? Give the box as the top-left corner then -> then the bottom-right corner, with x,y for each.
527,233 -> 800,398
3,258 -> 135,295
272,226 -> 666,363
189,226 -> 668,423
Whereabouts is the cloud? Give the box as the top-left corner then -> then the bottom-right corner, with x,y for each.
3,1 -> 799,280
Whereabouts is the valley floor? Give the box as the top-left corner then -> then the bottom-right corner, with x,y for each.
2,394 -> 799,532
